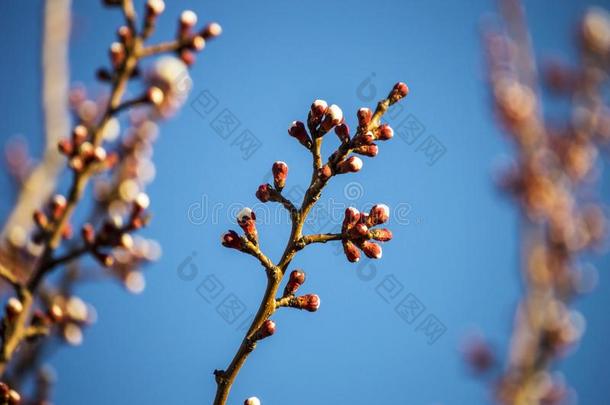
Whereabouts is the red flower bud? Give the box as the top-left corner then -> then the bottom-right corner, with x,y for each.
353,131 -> 375,146
272,161 -> 288,190
389,82 -> 409,103
237,208 -> 258,244
368,204 -> 390,226
256,184 -> 272,203
180,49 -> 196,66
343,239 -> 360,263
310,99 -> 328,119
353,144 -> 378,157
288,121 -> 311,148
357,107 -> 372,127
376,124 -> 394,141
369,228 -> 393,242
336,156 -> 363,174
318,164 -> 332,180
284,270 -> 306,295
320,104 -> 343,132
81,223 -> 96,245
221,230 -> 243,250
256,319 -> 276,340
342,207 -> 361,231
296,294 -> 320,312
360,240 -> 382,259
334,123 -> 350,143
348,222 -> 369,239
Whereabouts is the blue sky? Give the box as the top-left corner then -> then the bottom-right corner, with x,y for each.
1,0 -> 610,404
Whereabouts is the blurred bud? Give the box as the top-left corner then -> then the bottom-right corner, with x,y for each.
6,298 -> 23,319
221,230 -> 243,250
256,184 -> 272,203
135,192 -> 151,210
33,210 -> 48,229
81,223 -> 95,245
343,240 -> 360,263
72,125 -> 88,144
368,204 -> 390,226
109,42 -> 125,67
146,0 -> 165,16
272,161 -> 289,190
581,8 -> 610,54
244,398 -> 261,405
190,36 -> 206,51
201,22 -> 222,40
147,86 -> 165,107
58,139 -> 73,155
336,156 -> 363,174
48,304 -> 64,323
180,10 -> 198,30
7,389 -> 20,405
360,240 -> 382,259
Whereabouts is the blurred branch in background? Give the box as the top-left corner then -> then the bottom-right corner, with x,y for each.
0,1 -> 221,403
466,1 -> 610,404
1,0 -> 72,277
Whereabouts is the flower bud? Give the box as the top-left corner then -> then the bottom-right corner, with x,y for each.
244,398 -> 261,405
336,156 -> 363,174
342,207 -> 361,231
256,184 -> 272,203
320,104 -> 343,132
288,121 -> 311,148
376,124 -> 394,141
221,230 -> 243,250
368,204 -> 390,226
369,228 -> 393,242
6,298 -> 23,319
93,146 -> 107,162
147,86 -> 165,107
58,139 -> 73,155
33,210 -> 48,229
146,0 -> 165,16
353,144 -> 378,157
190,36 -> 206,51
180,49 -> 196,66
348,222 -> 368,239
335,123 -> 350,143
357,107 -> 373,127
8,389 -> 20,405
48,304 -> 64,323
201,22 -> 222,40
284,270 -> 306,295
272,161 -> 288,190
310,99 -> 328,118
109,42 -> 125,67
81,223 -> 96,245
180,10 -> 198,30
237,208 -> 258,244
360,240 -> 382,259
72,125 -> 88,144
95,252 -> 115,267
255,319 -> 275,340
353,131 -> 375,146
389,82 -> 409,103
343,240 -> 360,263
318,164 -> 332,180
135,192 -> 151,210
296,294 -> 320,312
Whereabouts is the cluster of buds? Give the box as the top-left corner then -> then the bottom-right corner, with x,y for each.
32,194 -> 72,244
44,295 -> 95,346
341,205 -> 392,262
81,193 -> 150,267
57,125 -> 116,173
0,382 -> 20,405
